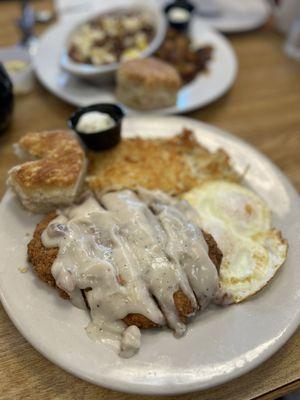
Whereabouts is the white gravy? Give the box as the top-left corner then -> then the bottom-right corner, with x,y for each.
41,189 -> 219,357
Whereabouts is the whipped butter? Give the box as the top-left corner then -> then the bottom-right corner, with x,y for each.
168,7 -> 190,23
76,111 -> 115,134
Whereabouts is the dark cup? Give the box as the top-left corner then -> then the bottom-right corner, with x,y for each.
0,63 -> 14,134
68,103 -> 124,151
164,1 -> 194,32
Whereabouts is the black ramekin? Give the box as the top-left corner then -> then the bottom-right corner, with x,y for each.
0,63 -> 14,134
164,1 -> 194,32
68,103 -> 124,151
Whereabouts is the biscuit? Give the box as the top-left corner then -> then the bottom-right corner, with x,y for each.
8,130 -> 86,213
116,57 -> 182,110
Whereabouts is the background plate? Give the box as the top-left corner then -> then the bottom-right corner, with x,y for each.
0,117 -> 299,395
32,18 -> 237,115
194,0 -> 270,33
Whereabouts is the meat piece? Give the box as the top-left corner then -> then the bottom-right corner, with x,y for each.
123,313 -> 158,328
202,231 -> 222,273
28,200 -> 222,330
141,191 -> 219,310
100,190 -> 196,334
123,290 -> 195,327
155,28 -> 213,84
27,212 -> 68,299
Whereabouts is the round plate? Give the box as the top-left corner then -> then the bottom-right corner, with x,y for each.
195,0 -> 270,33
0,116 -> 299,395
32,18 -> 237,115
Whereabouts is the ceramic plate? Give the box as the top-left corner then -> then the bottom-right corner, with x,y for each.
32,16 -> 237,115
195,0 -> 270,33
0,117 -> 299,395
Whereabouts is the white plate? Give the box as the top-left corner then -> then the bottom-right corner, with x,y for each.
0,116 -> 300,395
32,18 -> 237,115
195,0 -> 270,33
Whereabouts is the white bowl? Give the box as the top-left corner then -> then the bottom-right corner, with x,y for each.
60,0 -> 167,82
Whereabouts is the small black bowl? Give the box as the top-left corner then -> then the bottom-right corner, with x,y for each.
68,103 -> 124,151
164,1 -> 194,32
0,63 -> 14,134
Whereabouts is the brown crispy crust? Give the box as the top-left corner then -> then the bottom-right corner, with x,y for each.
88,129 -> 240,196
27,212 -> 68,299
122,313 -> 158,329
28,213 -> 222,328
123,290 -> 196,328
173,290 -> 194,323
13,130 -> 85,190
202,231 -> 222,273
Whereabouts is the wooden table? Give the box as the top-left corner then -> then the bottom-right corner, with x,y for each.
0,1 -> 299,399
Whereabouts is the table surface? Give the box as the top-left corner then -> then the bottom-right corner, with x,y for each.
0,1 -> 300,400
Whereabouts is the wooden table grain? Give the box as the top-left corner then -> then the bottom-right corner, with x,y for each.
0,1 -> 299,399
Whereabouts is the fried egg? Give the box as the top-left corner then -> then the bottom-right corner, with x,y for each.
183,181 -> 288,304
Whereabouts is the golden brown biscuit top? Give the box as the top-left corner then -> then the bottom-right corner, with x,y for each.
118,57 -> 182,89
13,130 -> 85,189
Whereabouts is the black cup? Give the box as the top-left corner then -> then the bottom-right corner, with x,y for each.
68,103 -> 124,151
164,1 -> 194,32
0,63 -> 14,134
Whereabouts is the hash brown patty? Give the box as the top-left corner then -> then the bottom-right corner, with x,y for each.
87,129 -> 240,195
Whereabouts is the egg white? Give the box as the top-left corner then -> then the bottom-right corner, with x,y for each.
183,180 -> 288,304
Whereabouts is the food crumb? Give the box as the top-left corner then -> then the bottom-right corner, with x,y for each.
18,266 -> 28,273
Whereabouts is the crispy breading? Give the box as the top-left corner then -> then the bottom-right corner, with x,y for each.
202,231 -> 222,273
27,213 -> 222,329
87,129 -> 240,195
122,314 -> 158,329
27,212 -> 68,299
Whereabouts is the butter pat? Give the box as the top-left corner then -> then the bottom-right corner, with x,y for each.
168,7 -> 190,23
76,111 -> 115,134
